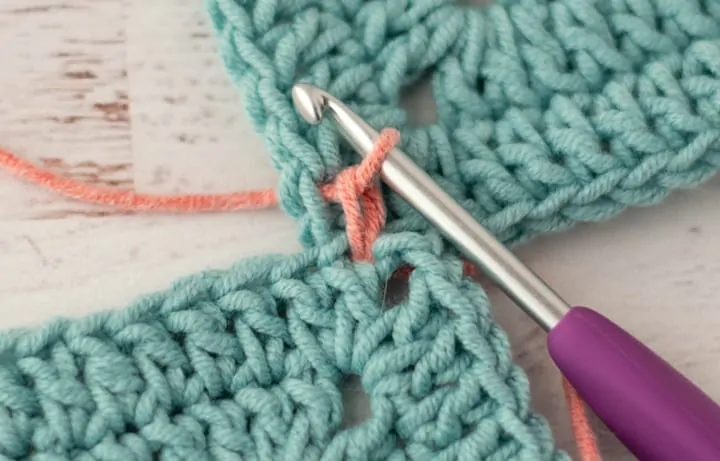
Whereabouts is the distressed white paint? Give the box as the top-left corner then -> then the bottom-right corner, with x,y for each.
1,1 -> 719,459
0,0 -> 132,219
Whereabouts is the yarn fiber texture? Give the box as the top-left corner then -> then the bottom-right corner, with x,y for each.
208,0 -> 720,247
1,0 -> 720,460
0,235 -> 563,460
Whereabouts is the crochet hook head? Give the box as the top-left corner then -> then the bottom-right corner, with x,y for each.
293,83 -> 381,156
291,83 -> 570,331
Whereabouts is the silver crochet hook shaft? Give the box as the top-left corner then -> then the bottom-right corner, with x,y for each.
291,83 -> 568,331
291,83 -> 720,461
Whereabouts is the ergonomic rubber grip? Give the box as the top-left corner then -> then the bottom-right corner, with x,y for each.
547,306 -> 720,461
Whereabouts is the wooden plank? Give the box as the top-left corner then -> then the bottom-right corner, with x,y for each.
125,0 -> 279,195
0,212 -> 300,330
0,0 -> 132,219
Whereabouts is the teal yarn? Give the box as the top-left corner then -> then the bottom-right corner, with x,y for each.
1,0 -> 720,459
0,235 -> 563,460
207,0 -> 720,247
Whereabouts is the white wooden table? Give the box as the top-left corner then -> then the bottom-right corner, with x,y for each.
2,1 -> 719,459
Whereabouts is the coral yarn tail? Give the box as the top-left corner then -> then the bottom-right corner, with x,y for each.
563,377 -> 603,461
0,147 -> 278,212
0,129 -> 397,218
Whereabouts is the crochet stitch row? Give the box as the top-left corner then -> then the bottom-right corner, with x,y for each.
207,0 -> 720,248
0,233 -> 564,460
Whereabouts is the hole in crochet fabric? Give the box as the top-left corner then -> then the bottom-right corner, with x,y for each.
601,139 -> 611,154
382,267 -> 411,308
399,73 -> 436,126
276,300 -> 289,319
341,374 -> 371,428
125,422 -> 139,434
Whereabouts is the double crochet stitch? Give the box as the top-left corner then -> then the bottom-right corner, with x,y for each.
0,0 -> 719,459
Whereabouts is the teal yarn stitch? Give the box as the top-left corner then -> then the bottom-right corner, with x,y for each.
0,234 -> 564,460
207,0 -> 720,248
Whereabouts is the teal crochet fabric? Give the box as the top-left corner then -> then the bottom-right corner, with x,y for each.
1,236 -> 558,460
208,0 -> 720,247
2,0 -> 720,460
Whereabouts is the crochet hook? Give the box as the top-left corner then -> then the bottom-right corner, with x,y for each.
291,83 -> 720,461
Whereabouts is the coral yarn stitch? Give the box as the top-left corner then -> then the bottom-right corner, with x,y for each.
1,0 -> 720,460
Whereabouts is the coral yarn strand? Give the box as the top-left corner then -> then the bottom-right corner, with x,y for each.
563,377 -> 603,461
0,130 -> 600,461
0,128 -> 395,216
319,128 -> 398,261
0,147 -> 278,212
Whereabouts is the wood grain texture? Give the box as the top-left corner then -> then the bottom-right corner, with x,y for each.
0,0 -> 131,219
125,0 -> 279,195
1,1 -> 719,460
0,212 -> 300,330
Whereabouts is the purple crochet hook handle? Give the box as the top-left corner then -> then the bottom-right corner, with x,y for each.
548,307 -> 720,461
